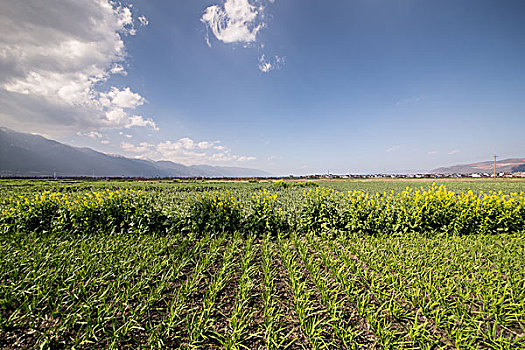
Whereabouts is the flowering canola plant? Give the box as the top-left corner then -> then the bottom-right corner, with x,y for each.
0,189 -> 167,235
246,189 -> 288,236
2,184 -> 523,237
302,183 -> 525,236
189,190 -> 243,235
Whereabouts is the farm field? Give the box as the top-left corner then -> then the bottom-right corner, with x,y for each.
1,179 -> 524,349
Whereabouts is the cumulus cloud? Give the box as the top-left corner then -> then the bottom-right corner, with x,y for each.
120,137 -> 255,165
99,87 -> 145,109
121,141 -> 155,153
258,54 -> 284,73
201,0 -> 283,73
0,0 -> 154,135
428,151 -> 439,155
236,155 -> 256,162
201,0 -> 264,45
121,132 -> 133,139
138,15 -> 149,26
77,131 -> 103,139
197,141 -> 220,149
110,64 -> 127,75
448,149 -> 460,155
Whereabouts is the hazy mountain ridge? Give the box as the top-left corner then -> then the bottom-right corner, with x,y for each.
0,127 -> 269,177
431,158 -> 525,174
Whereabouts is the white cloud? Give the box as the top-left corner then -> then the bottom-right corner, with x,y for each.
119,132 -> 133,138
121,137 -> 255,165
198,141 -> 220,149
201,0 -> 283,73
103,108 -> 157,130
100,87 -> 145,109
126,115 -> 158,129
77,131 -> 103,139
258,54 -> 285,73
428,151 -> 438,155
448,149 -> 460,155
258,55 -> 272,73
236,155 -> 256,162
0,0 -> 154,135
121,141 -> 154,153
110,64 -> 127,75
159,137 -> 195,150
138,16 -> 149,26
201,0 -> 264,45
387,145 -> 400,153
208,152 -> 255,162
157,141 -> 208,163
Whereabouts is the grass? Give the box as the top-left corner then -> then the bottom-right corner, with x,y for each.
0,179 -> 524,349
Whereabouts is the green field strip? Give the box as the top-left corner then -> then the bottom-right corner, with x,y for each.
356,234 -> 524,289
315,234 -> 445,349
319,233 -> 456,349
291,233 -> 379,349
268,237 -> 317,349
184,233 -> 242,349
260,234 -> 299,350
157,233 -> 228,348
277,235 -> 339,349
310,236 -> 406,348
136,233 -> 215,348
0,232 -> 191,349
107,233 -> 203,349
333,236 -> 464,348
219,235 -> 264,350
345,234 -> 525,346
383,235 -> 525,329
260,235 -> 280,350
339,235 -> 525,349
2,180 -> 525,349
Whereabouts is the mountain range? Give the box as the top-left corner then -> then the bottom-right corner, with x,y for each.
431,158 -> 525,174
0,127 -> 269,178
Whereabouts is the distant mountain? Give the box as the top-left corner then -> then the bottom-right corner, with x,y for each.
0,127 -> 270,177
431,158 -> 525,174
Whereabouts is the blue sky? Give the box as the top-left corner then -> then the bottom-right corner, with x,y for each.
1,0 -> 524,175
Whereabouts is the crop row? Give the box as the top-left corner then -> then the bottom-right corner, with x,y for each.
2,184 -> 524,237
2,230 -> 523,349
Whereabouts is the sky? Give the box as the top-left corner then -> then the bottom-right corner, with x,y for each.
0,0 -> 524,175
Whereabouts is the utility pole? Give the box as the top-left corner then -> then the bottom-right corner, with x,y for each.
494,154 -> 497,179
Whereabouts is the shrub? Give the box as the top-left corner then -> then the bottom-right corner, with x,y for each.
298,184 -> 525,236
300,188 -> 344,232
188,190 -> 243,236
0,190 -> 172,235
245,189 -> 288,236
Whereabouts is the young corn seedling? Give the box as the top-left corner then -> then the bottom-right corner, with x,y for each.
294,232 -> 363,349
161,233 -> 227,342
223,235 -> 259,350
185,233 -> 241,348
260,233 -> 296,350
277,234 -> 334,349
